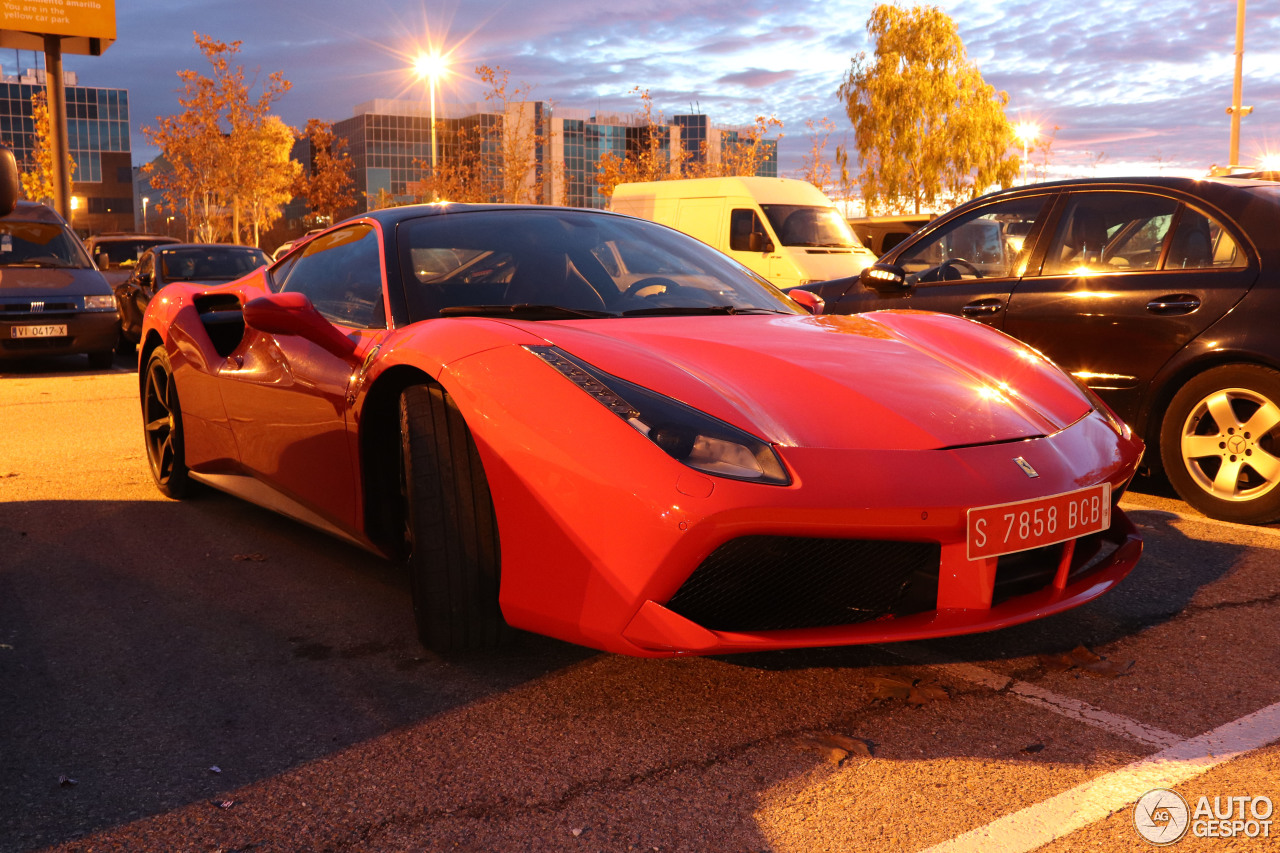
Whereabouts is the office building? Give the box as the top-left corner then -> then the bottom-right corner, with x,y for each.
333,98 -> 778,213
0,68 -> 134,234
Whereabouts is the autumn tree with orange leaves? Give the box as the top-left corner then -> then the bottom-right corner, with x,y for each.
144,33 -> 292,244
295,119 -> 357,227
19,91 -> 75,205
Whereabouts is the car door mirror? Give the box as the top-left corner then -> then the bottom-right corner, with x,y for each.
0,147 -> 17,217
859,263 -> 911,294
96,252 -> 111,269
748,231 -> 774,253
787,288 -> 824,315
243,292 -> 357,359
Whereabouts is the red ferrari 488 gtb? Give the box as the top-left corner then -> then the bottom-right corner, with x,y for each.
139,204 -> 1143,656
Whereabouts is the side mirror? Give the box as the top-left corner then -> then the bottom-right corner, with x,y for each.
859,263 -> 911,294
0,147 -> 18,217
748,231 -> 774,253
96,252 -> 111,269
243,292 -> 357,359
787,288 -> 824,315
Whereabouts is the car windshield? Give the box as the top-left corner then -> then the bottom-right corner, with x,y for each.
397,208 -> 801,322
759,204 -> 862,249
158,246 -> 269,281
95,239 -> 171,268
0,221 -> 91,268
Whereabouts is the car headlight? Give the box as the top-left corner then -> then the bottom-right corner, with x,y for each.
84,295 -> 116,310
527,345 -> 791,485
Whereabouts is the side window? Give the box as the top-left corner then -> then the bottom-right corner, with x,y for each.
279,224 -> 385,328
136,251 -> 154,282
897,195 -> 1049,280
1166,207 -> 1246,270
729,208 -> 767,252
1040,192 -> 1178,276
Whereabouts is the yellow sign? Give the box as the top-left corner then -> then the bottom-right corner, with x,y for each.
0,0 -> 116,55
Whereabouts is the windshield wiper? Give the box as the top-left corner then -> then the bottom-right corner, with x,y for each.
1,260 -> 74,268
620,305 -> 791,317
437,304 -> 618,320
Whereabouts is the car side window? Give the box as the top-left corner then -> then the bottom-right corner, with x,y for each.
1166,207 -> 1246,270
729,208 -> 767,252
278,224 -> 386,329
897,195 -> 1049,281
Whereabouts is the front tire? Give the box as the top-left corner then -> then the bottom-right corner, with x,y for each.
400,384 -> 504,652
142,348 -> 191,499
1160,364 -> 1280,524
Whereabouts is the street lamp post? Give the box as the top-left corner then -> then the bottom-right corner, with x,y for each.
142,196 -> 149,233
414,53 -> 449,201
1014,122 -> 1040,185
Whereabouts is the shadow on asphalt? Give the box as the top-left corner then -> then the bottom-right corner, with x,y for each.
0,493 -> 593,852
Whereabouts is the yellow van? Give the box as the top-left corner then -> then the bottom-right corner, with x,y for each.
609,177 -> 875,289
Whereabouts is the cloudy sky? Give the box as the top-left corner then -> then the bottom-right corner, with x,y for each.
9,0 -> 1280,180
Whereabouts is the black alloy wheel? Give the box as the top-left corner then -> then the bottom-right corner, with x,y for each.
142,348 -> 191,499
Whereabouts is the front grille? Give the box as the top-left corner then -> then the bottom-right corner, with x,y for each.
664,536 -> 941,632
1,300 -> 78,314
990,529 -> 1110,606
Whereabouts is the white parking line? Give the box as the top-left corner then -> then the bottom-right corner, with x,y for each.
882,650 -> 1183,749
939,661 -> 1182,749
920,698 -> 1280,852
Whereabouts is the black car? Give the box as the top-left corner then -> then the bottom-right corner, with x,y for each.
115,243 -> 269,344
802,176 -> 1280,524
0,201 -> 119,369
85,232 -> 181,288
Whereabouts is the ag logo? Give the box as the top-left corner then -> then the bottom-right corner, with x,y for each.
1134,788 -> 1190,845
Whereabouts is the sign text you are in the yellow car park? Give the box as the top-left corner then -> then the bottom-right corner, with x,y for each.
0,0 -> 115,54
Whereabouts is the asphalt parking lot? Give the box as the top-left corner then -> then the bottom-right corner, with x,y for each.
2,354 -> 1278,852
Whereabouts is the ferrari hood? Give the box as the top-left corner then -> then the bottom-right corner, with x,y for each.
527,312 -> 1094,451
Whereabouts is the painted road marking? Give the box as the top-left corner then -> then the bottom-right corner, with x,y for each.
883,649 -> 1183,749
920,699 -> 1280,853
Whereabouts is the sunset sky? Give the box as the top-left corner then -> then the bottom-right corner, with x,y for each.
8,0 -> 1279,182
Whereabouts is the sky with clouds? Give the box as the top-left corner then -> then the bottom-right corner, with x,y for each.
8,0 -> 1279,182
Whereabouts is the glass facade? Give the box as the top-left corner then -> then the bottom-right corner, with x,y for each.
0,82 -> 130,183
335,101 -> 781,212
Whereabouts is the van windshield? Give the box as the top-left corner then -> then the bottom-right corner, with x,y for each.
760,205 -> 863,249
0,221 -> 92,268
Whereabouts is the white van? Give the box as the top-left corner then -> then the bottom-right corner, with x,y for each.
609,177 -> 875,288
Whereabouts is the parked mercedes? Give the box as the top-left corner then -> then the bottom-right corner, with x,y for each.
800,176 -> 1280,524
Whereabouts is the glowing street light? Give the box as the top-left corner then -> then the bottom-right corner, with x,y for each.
414,52 -> 450,199
1014,122 -> 1040,185
142,196 -> 149,233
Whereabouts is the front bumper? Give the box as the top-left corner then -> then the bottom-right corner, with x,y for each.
0,309 -> 119,359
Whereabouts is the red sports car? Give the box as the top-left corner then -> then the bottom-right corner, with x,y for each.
139,204 -> 1143,657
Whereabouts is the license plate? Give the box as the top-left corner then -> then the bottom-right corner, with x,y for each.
967,483 -> 1111,560
11,324 -> 68,338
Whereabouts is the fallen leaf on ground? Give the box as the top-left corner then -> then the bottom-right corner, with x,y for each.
869,672 -> 950,705
795,733 -> 873,764
1039,644 -> 1133,678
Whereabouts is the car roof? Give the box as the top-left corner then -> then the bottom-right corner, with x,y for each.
354,202 -> 622,229
87,233 -> 180,244
1,200 -> 71,225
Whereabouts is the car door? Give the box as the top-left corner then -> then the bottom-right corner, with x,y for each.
823,193 -> 1054,320
216,223 -> 389,531
116,249 -> 156,340
1002,190 -> 1257,421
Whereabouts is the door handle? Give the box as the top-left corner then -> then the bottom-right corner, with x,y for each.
1147,294 -> 1200,315
961,298 -> 1004,317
